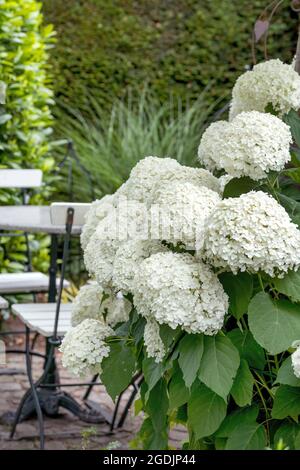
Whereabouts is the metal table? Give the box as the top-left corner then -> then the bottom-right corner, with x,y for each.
0,206 -> 108,426
0,205 -> 82,302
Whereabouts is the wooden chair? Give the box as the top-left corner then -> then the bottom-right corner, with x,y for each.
0,169 -> 69,297
7,204 -> 112,450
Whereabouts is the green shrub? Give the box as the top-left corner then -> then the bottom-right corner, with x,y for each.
54,89 -> 218,201
43,0 -> 297,115
0,0 -> 55,273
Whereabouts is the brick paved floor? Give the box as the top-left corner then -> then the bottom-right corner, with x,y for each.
0,318 -> 187,450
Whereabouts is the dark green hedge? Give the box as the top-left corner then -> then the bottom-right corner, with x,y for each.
43,0 -> 298,112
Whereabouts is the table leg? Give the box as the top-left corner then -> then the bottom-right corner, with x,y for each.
44,233 -> 59,384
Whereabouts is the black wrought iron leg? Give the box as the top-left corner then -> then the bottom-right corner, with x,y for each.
8,344 -> 56,433
110,392 -> 124,432
9,388 -> 33,438
83,374 -> 99,401
24,327 -> 45,450
31,332 -> 40,350
117,383 -> 141,429
48,234 -> 58,303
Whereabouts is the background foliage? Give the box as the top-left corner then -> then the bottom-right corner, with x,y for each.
0,0 -> 55,273
43,0 -> 298,116
54,89 -> 218,201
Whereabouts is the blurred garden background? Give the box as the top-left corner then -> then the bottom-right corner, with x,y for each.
0,0 -> 299,276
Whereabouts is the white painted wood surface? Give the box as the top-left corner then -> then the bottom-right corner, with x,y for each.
11,303 -> 72,337
0,272 -> 70,294
0,296 -> 8,309
50,202 -> 91,226
0,206 -> 82,234
0,169 -> 43,188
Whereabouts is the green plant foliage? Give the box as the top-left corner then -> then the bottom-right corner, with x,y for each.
248,292 -> 300,355
42,0 -> 297,115
168,365 -> 189,410
52,90 -> 215,201
219,272 -> 253,320
100,341 -> 136,401
187,381 -> 227,440
178,334 -> 204,388
273,270 -> 300,303
0,0 -> 55,273
274,422 -> 300,450
222,176 -> 260,198
225,423 -> 266,450
276,357 -> 300,387
227,329 -> 266,370
198,334 -> 240,400
272,385 -> 300,419
215,405 -> 259,439
230,359 -> 254,407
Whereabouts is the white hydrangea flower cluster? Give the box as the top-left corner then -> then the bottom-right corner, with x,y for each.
117,156 -> 221,204
71,282 -> 104,326
229,59 -> 300,119
151,181 -> 221,249
203,191 -> 300,277
143,318 -> 166,363
60,319 -> 113,377
71,282 -> 131,327
132,252 -> 228,335
291,343 -> 300,379
113,239 -> 168,293
84,200 -> 149,288
81,195 -> 114,250
198,111 -> 292,180
103,291 -> 132,327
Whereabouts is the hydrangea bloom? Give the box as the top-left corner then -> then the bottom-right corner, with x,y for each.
203,191 -> 300,277
113,240 -> 167,293
198,111 -> 292,180
80,195 -> 114,250
84,200 -> 149,287
84,227 -> 120,288
143,318 -> 166,363
104,291 -> 132,326
118,156 -> 221,205
291,342 -> 300,379
132,252 -> 228,335
71,282 -> 104,326
229,59 -> 300,119
146,164 -> 221,199
71,282 -> 131,327
151,181 -> 221,249
117,156 -> 180,204
60,319 -> 113,377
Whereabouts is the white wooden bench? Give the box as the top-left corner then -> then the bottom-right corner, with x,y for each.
0,169 -> 42,188
11,303 -> 72,337
0,272 -> 69,294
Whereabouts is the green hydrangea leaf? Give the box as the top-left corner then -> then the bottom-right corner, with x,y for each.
198,334 -> 240,399
248,292 -> 300,355
188,381 -> 227,439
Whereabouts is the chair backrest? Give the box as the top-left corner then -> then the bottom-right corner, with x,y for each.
51,207 -> 75,344
0,169 -> 43,189
50,202 -> 91,227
